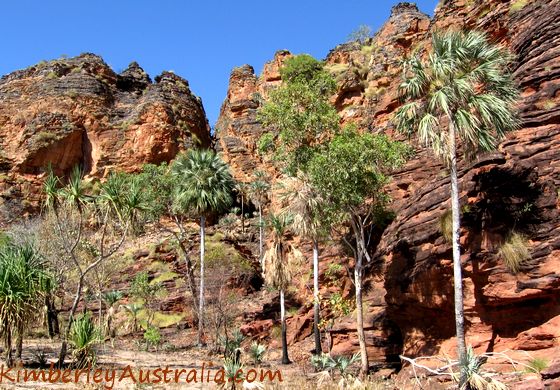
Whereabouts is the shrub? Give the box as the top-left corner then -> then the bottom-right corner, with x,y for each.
70,313 -> 100,368
248,342 -> 266,365
510,0 -> 528,13
457,347 -> 507,390
34,131 -> 58,145
257,133 -> 275,155
498,232 -> 531,273
328,292 -> 353,316
311,353 -> 336,372
143,326 -> 162,351
220,329 -> 244,358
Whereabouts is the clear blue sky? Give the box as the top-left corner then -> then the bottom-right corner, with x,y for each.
0,0 -> 438,126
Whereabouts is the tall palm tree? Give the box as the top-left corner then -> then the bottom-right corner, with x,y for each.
171,149 -> 235,346
0,241 -> 51,366
235,182 -> 249,233
279,172 -> 325,354
394,30 -> 519,368
263,213 -> 302,365
249,171 -> 270,272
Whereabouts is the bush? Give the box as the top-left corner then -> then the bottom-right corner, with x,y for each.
440,209 -> 453,242
347,25 -> 372,44
498,232 -> 531,273
70,313 -> 100,368
220,329 -> 244,358
257,133 -> 275,155
144,326 -> 162,351
248,342 -> 266,365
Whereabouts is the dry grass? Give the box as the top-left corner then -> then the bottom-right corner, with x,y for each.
510,0 -> 528,13
439,209 -> 453,243
498,232 -> 531,273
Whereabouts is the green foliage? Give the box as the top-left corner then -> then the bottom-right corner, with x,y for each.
171,149 -> 235,216
143,326 -> 162,351
249,171 -> 270,208
307,127 -> 411,221
258,54 -> 339,174
347,24 -> 373,44
325,263 -> 344,285
129,272 -> 162,302
328,292 -> 353,316
311,353 -> 337,372
70,313 -> 100,368
394,30 -> 519,163
0,241 -> 52,364
257,132 -> 275,155
219,329 -> 244,358
102,290 -> 123,307
223,355 -> 244,384
34,131 -> 58,145
248,342 -> 267,364
498,232 -> 531,273
525,357 -> 549,373
457,347 -> 507,390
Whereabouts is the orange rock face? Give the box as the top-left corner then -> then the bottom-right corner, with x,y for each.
215,0 -> 560,365
0,54 -> 211,225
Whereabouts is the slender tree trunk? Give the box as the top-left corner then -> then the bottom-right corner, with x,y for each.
197,215 -> 206,346
15,323 -> 23,361
259,204 -> 264,272
449,121 -> 467,368
280,289 -> 290,364
355,252 -> 368,377
46,294 -> 59,338
58,273 -> 85,367
241,196 -> 245,234
312,239 -> 322,354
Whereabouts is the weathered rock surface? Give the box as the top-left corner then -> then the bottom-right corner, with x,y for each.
0,53 -> 211,225
215,0 -> 560,367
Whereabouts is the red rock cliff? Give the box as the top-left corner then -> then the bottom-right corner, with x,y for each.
0,53 -> 211,225
215,0 -> 560,364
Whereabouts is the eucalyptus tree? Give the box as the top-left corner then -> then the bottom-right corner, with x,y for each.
263,213 -> 302,365
0,241 -> 52,366
308,128 -> 410,376
279,172 -> 326,354
394,30 -> 519,368
44,166 -> 148,366
249,171 -> 270,270
171,149 -> 235,346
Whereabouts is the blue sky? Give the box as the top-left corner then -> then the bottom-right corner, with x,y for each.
0,0 -> 438,126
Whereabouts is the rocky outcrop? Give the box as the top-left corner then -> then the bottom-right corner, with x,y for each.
0,53 -> 211,225
215,0 -> 560,367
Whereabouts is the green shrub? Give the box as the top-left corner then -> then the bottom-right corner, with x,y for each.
34,131 -> 58,145
70,313 -> 100,368
219,329 -> 244,358
498,232 -> 531,273
143,326 -> 162,351
248,342 -> 266,364
46,71 -> 58,80
257,133 -> 275,155
328,292 -> 353,316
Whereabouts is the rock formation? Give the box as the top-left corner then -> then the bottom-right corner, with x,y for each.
215,0 -> 560,367
0,53 -> 211,225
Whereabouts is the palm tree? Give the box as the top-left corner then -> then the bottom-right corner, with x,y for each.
0,241 -> 51,366
235,182 -> 249,233
171,149 -> 235,346
279,172 -> 325,354
263,213 -> 302,365
249,171 -> 270,272
394,30 -> 518,368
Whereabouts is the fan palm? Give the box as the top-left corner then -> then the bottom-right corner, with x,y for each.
0,241 -> 52,366
249,171 -> 270,271
263,213 -> 302,364
171,149 -> 235,346
394,30 -> 519,367
279,172 -> 326,354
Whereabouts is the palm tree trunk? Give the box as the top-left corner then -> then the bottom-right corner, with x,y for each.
197,215 -> 206,346
312,239 -> 322,354
259,204 -> 263,272
449,121 -> 467,366
280,289 -> 290,364
4,329 -> 13,367
16,323 -> 23,361
355,252 -> 368,377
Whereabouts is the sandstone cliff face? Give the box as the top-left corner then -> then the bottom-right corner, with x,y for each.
0,54 -> 211,225
215,0 -> 560,365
